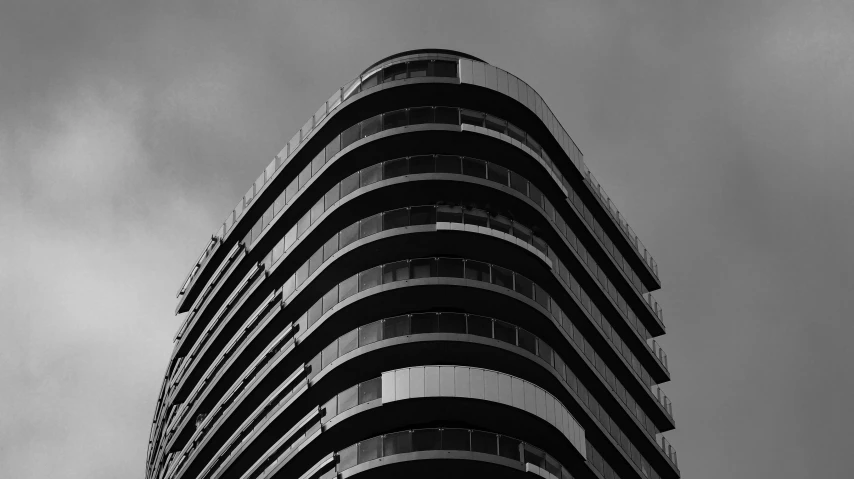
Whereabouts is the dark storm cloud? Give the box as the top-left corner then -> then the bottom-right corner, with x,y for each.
1,1 -> 851,478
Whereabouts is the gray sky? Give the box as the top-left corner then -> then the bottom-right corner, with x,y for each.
1,1 -> 852,478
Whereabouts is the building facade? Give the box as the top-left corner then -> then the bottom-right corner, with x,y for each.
146,49 -> 678,479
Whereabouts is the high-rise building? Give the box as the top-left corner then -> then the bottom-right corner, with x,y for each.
147,49 -> 678,479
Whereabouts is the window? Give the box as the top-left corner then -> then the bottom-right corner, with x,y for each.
410,205 -> 436,225
491,265 -> 513,288
383,62 -> 407,82
493,320 -> 516,345
489,215 -> 511,234
435,154 -> 461,173
409,106 -> 434,125
487,163 -> 509,186
383,109 -> 408,129
408,60 -> 428,78
360,163 -> 381,187
467,315 -> 492,338
383,431 -> 412,456
430,60 -> 457,77
341,123 -> 360,149
460,109 -> 484,127
462,157 -> 487,178
437,257 -> 464,278
361,114 -> 381,138
383,315 -> 410,338
498,436 -> 520,461
383,208 -> 409,230
383,158 -> 408,178
463,208 -> 488,227
410,258 -> 435,278
436,205 -> 462,223
412,429 -> 441,451
471,431 -> 497,454
434,106 -> 459,125
509,171 -> 528,195
442,429 -> 470,451
518,329 -> 536,355
359,266 -> 381,291
411,313 -> 438,333
409,155 -> 435,174
360,213 -> 381,238
383,260 -> 410,282
507,123 -> 526,143
438,313 -> 466,334
528,184 -> 544,208
464,260 -> 490,282
514,273 -> 534,299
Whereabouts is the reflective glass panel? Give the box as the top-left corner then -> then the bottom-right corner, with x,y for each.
299,164 -> 311,189
341,123 -> 360,149
409,258 -> 435,278
325,135 -> 341,161
408,61 -> 428,78
338,444 -> 357,470
491,265 -> 513,288
435,154 -> 461,173
339,274 -> 358,302
359,377 -> 382,403
409,155 -> 435,174
514,274 -> 534,299
383,315 -> 410,338
383,63 -> 407,82
498,436 -> 521,461
438,313 -> 467,334
464,260 -> 490,282
359,266 -> 381,291
361,114 -> 382,138
410,205 -> 436,225
411,313 -> 438,333
529,183 -> 543,208
360,163 -> 381,187
431,60 -> 457,78
358,435 -> 381,463
436,205 -> 462,223
359,321 -> 382,346
383,260 -> 410,282
341,171 -> 359,197
383,431 -> 412,456
489,215 -> 511,234
307,298 -> 323,326
537,339 -> 553,364
467,315 -> 492,338
412,429 -> 442,451
286,178 -> 298,203
383,158 -> 409,178
487,163 -> 509,186
509,171 -> 528,195
442,429 -> 470,451
518,328 -> 537,355
507,123 -> 526,143
339,222 -> 359,249
460,109 -> 484,127
321,340 -> 338,369
409,106 -> 434,125
383,109 -> 408,129
493,320 -> 516,345
360,213 -> 381,238
512,222 -> 532,244
437,257 -> 464,278
524,444 -> 546,468
463,208 -> 488,227
471,431 -> 498,455
485,115 -> 506,134
339,328 -> 358,356
383,208 -> 409,230
312,151 -> 325,175
434,106 -> 459,125
325,183 -> 340,210
323,234 -> 339,262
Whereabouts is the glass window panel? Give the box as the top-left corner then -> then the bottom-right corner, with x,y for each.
434,106 -> 459,125
323,234 -> 339,262
382,260 -> 410,283
361,114 -> 382,138
411,313 -> 438,334
383,63 -> 407,82
383,208 -> 409,230
358,435 -> 381,463
308,298 -> 323,327
359,266 -> 381,291
442,429 -> 470,451
409,106 -> 434,125
361,71 -> 380,91
471,431 -> 498,455
484,115 -> 506,134
534,284 -> 550,309
360,163 -> 382,187
498,436 -> 521,461
529,184 -> 544,208
339,328 -> 358,356
360,213 -> 381,238
412,429 -> 442,451
383,315 -> 410,339
338,443 -> 357,470
409,258 -> 435,279
460,109 -> 484,127
526,135 -> 541,156
341,124 -> 360,150
487,163 -> 509,186
544,198 -> 554,221
437,257 -> 464,278
325,183 -> 340,210
431,60 -> 457,78
438,313 -> 467,334
408,60 -> 428,78
512,222 -> 532,244
409,155 -> 435,174
410,205 -> 436,225
493,320 -> 516,345
537,339 -> 553,365
383,431 -> 412,456
532,236 -> 548,255
295,261 -> 309,287
383,109 -> 408,129
509,171 -> 528,195
435,154 -> 461,173
555,355 -> 566,380
463,208 -> 488,227
507,123 -> 526,143
491,265 -> 513,288
321,340 -> 338,369
325,135 -> 341,161
359,377 -> 382,404
341,171 -> 359,198
383,157 -> 409,178
359,321 -> 382,346
518,328 -> 537,355
489,215 -> 511,234
436,205 -> 462,223
339,222 -> 359,249
467,315 -> 492,338
524,444 -> 546,468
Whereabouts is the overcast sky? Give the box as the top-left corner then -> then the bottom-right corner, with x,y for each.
1,1 -> 852,478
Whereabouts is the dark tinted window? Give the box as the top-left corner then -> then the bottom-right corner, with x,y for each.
409,155 -> 435,173
438,313 -> 466,334
518,328 -> 537,355
411,313 -> 438,333
410,258 -> 436,278
383,109 -> 408,129
383,315 -> 410,338
383,157 -> 409,178
467,315 -> 492,338
498,436 -> 521,461
383,62 -> 407,82
514,274 -> 534,299
383,261 -> 410,282
361,114 -> 381,138
491,265 -> 513,288
471,431 -> 497,455
485,115 -> 506,134
412,429 -> 441,451
465,260 -> 490,282
409,106 -> 434,125
410,205 -> 436,225
435,154 -> 461,173
463,208 -> 488,227
489,215 -> 511,234
462,157 -> 487,178
493,320 -> 516,345
436,205 -> 462,223
509,171 -> 528,195
442,429 -> 470,451
408,60 -> 428,78
460,109 -> 484,127
434,106 -> 459,125
430,60 -> 457,78
383,208 -> 409,230
437,257 -> 464,278
487,163 -> 509,186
